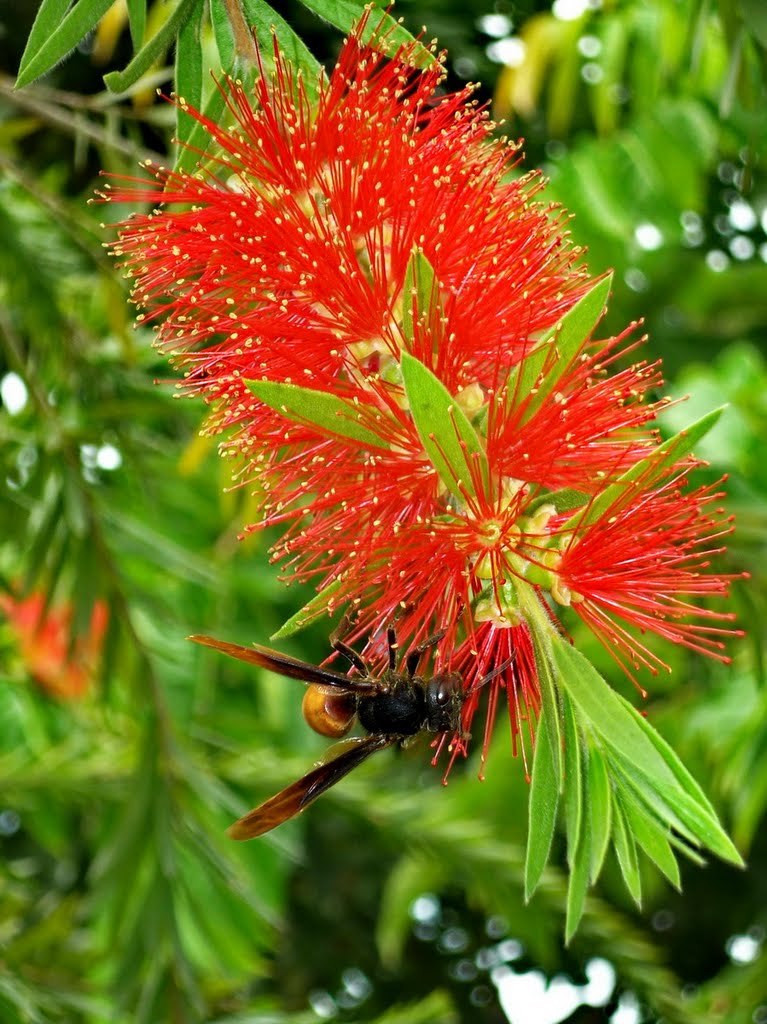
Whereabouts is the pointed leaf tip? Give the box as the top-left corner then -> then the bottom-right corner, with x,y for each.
400,352 -> 489,503
524,715 -> 559,901
246,378 -> 394,450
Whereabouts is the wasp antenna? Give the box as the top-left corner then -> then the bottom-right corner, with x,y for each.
468,654 -> 516,695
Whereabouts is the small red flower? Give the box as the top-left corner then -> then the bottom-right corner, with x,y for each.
556,472 -> 737,679
101,15 -> 740,773
1,591 -> 108,700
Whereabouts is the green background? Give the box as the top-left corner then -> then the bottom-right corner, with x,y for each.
1,1 -> 766,1021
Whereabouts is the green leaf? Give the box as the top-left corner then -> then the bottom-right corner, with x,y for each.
550,635 -> 743,866
245,378 -> 395,449
126,0 -> 147,49
604,708 -> 743,865
401,250 -> 441,346
619,789 -> 682,890
271,581 -> 343,640
562,690 -> 591,942
242,0 -> 322,95
564,406 -> 725,531
525,612 -> 563,787
17,0 -> 72,74
612,798 -> 642,905
551,637 -> 678,787
564,813 -> 591,944
524,709 -> 559,901
607,755 -> 700,849
297,0 -> 436,68
562,693 -> 583,869
504,274 -> 612,425
16,0 -> 115,88
586,745 -> 612,883
640,770 -> 741,865
175,83 -> 229,175
104,0 -> 201,93
400,351 -> 489,501
612,689 -> 722,823
210,0 -> 235,69
175,0 -> 205,147
527,487 -> 591,516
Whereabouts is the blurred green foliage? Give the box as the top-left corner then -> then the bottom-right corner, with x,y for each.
1,1 -> 766,1022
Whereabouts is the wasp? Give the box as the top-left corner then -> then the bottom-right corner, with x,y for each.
190,627 -> 466,839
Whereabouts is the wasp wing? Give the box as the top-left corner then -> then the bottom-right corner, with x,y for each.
227,734 -> 396,840
189,634 -> 379,693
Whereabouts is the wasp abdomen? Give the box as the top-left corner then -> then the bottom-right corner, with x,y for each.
302,684 -> 357,738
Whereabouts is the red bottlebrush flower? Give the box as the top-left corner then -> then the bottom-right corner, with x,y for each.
1,591 -> 108,700
100,15 -> 740,774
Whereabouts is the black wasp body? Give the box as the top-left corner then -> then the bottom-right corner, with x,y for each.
355,669 -> 463,736
190,627 -> 464,839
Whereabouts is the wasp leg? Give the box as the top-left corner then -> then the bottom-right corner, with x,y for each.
330,615 -> 370,676
405,629 -> 447,677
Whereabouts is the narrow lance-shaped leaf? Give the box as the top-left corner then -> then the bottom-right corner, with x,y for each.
400,351 -> 489,503
619,789 -> 682,890
401,250 -> 441,346
209,0 -> 235,70
17,0 -> 115,88
524,708 -> 560,901
71,551 -> 103,647
550,635 -> 742,866
299,0 -> 437,68
175,0 -> 205,148
526,487 -> 591,516
632,766 -> 742,865
565,802 -> 591,943
175,85 -> 230,176
612,688 -> 724,822
602,712 -> 742,864
563,406 -> 725,531
607,755 -> 701,850
126,0 -> 147,49
562,692 -> 583,870
104,0 -> 202,93
586,745 -> 612,883
612,797 -> 642,905
504,274 -> 612,425
551,635 -> 692,788
241,0 -> 321,98
271,580 -> 344,641
518,584 -> 562,782
17,0 -> 71,77
561,693 -> 591,941
246,378 -> 396,450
